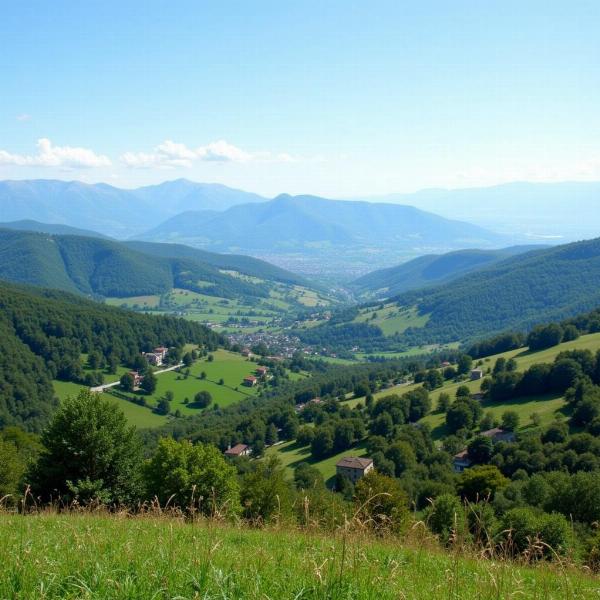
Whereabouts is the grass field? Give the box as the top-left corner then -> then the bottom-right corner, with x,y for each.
1,512 -> 595,599
140,349 -> 262,415
266,440 -> 369,483
354,304 -> 430,336
51,350 -> 292,429
52,380 -> 168,428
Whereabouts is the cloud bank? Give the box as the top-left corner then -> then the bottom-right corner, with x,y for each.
0,138 -> 111,169
121,139 -> 293,169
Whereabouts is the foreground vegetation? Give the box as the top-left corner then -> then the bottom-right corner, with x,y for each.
1,512 -> 598,599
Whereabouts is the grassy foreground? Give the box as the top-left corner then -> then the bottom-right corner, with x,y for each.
1,513 -> 598,599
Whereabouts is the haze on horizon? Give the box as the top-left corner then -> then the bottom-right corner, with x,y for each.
1,1 -> 599,199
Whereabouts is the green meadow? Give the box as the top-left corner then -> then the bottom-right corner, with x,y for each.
1,513 -> 596,599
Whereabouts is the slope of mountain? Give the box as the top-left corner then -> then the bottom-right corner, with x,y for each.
0,280 -> 220,431
0,229 -> 310,299
0,179 -> 267,237
351,245 -> 545,298
137,194 -> 509,275
124,240 -> 307,287
295,237 -> 600,352
0,219 -> 111,239
366,181 -> 600,241
393,237 -> 600,344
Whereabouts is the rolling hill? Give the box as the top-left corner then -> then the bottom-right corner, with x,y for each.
0,179 -> 267,237
0,229 -> 311,300
351,245 -> 545,299
0,279 -> 220,431
296,237 -> 600,352
137,194 -> 509,275
0,219 -> 112,239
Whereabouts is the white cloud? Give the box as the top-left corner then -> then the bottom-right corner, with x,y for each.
121,139 -> 294,169
0,138 -> 111,169
16,114 -> 31,122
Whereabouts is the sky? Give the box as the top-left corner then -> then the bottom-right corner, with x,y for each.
1,0 -> 599,197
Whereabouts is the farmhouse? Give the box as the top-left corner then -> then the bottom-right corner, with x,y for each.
256,366 -> 269,377
241,348 -> 252,357
453,428 -> 515,472
481,427 -> 516,443
243,375 -> 258,387
143,352 -> 163,366
336,456 -> 374,483
470,368 -> 484,380
453,449 -> 472,473
128,371 -> 143,387
224,443 -> 251,457
154,346 -> 169,360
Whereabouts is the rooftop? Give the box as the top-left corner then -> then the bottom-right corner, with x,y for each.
336,456 -> 373,470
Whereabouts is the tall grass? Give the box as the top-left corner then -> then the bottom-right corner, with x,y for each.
1,508 -> 598,599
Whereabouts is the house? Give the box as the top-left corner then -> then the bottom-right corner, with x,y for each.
154,346 -> 169,360
336,456 -> 374,483
480,427 -> 516,443
241,348 -> 252,357
442,361 -> 451,367
224,443 -> 251,457
453,449 -> 472,473
143,351 -> 163,366
453,428 -> 515,473
243,375 -> 258,387
128,370 -> 143,387
470,368 -> 484,380
471,392 -> 485,401
256,366 -> 269,378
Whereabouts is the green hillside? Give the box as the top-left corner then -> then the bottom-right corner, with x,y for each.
0,229 -> 316,301
0,280 -> 220,431
351,245 -> 543,299
395,237 -> 600,345
1,513 -> 592,599
271,331 -> 600,480
299,237 -> 600,353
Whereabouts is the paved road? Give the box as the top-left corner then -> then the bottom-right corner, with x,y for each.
90,362 -> 183,393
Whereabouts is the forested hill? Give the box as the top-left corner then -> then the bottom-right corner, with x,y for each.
0,281 -> 221,432
0,229 -> 308,299
124,240 -> 308,287
351,245 -> 544,299
0,219 -> 112,239
395,236 -> 600,344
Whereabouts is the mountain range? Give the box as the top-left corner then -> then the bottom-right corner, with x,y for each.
135,194 -> 509,275
0,179 -> 518,276
0,179 -> 266,238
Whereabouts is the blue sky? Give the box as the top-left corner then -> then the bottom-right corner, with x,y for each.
1,0 -> 599,196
